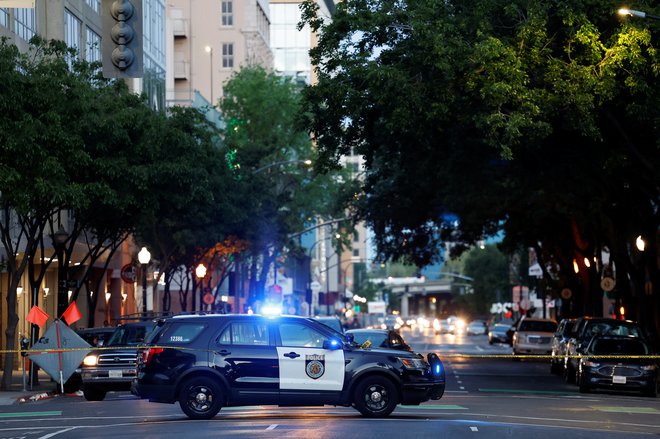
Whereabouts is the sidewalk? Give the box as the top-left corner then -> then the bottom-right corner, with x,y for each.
0,369 -> 63,406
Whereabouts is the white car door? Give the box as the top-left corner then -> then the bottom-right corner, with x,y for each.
276,321 -> 344,392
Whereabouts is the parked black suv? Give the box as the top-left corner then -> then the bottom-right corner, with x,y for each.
81,314 -> 168,401
135,314 -> 445,419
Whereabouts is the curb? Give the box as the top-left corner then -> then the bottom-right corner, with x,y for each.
17,390 -> 83,404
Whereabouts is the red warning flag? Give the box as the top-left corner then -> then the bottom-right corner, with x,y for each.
61,301 -> 82,325
26,305 -> 50,328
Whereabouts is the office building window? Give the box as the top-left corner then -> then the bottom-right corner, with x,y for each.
14,8 -> 35,41
221,0 -> 233,26
0,8 -> 8,28
222,43 -> 233,68
353,249 -> 360,257
85,0 -> 100,14
64,9 -> 82,58
85,27 -> 100,63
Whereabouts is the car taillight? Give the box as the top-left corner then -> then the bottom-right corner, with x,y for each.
142,347 -> 164,364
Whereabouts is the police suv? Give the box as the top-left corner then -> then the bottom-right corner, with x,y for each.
135,314 -> 445,419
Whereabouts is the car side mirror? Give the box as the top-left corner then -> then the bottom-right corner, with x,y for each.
323,338 -> 343,350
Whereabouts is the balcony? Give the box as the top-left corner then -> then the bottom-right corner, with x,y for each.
173,61 -> 189,79
172,18 -> 188,38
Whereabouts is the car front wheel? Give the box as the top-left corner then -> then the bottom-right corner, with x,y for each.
178,377 -> 223,420
83,386 -> 106,401
353,376 -> 399,418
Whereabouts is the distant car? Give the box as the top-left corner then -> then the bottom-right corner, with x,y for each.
488,323 -> 513,345
550,318 -> 576,374
382,314 -> 403,331
512,317 -> 557,359
346,328 -> 412,351
314,316 -> 344,334
466,320 -> 488,336
576,335 -> 659,396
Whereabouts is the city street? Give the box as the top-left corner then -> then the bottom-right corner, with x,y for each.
0,327 -> 657,438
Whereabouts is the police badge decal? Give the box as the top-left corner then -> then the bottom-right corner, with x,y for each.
305,354 -> 325,379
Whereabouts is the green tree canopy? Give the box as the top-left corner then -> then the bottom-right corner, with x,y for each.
300,0 -> 659,331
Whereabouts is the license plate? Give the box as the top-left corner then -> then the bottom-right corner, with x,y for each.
612,375 -> 626,384
109,370 -> 123,378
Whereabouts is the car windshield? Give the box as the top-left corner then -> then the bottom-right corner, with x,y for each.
584,322 -> 644,339
518,321 -> 557,332
590,338 -> 648,355
350,332 -> 387,347
106,323 -> 156,346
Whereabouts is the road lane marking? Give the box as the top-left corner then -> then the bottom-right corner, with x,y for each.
266,424 -> 278,430
478,388 -> 576,395
0,411 -> 62,418
38,427 -> 78,439
592,406 -> 660,414
470,426 -> 478,431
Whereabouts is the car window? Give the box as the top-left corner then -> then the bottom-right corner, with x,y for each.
279,322 -> 325,348
518,321 -> 557,332
217,322 -> 270,346
152,323 -> 206,345
591,338 -> 648,355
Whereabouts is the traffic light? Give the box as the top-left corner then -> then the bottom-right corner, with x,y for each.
101,0 -> 143,78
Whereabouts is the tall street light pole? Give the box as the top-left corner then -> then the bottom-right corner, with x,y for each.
205,45 -> 213,105
195,263 -> 207,313
138,247 -> 151,314
51,227 -> 69,318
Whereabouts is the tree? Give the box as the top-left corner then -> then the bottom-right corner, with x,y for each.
460,245 -> 510,317
300,0 -> 659,334
218,66 -> 354,308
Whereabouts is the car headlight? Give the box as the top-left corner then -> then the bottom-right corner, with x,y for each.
582,360 -> 600,368
83,355 -> 98,366
398,357 -> 427,369
641,365 -> 657,371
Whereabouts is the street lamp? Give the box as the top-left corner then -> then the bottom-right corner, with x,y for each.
137,247 -> 151,314
51,226 -> 69,318
195,263 -> 207,312
205,45 -> 214,104
252,159 -> 312,174
618,8 -> 660,20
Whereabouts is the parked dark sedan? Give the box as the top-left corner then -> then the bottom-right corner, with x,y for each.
345,328 -> 412,351
577,335 -> 658,396
488,323 -> 513,345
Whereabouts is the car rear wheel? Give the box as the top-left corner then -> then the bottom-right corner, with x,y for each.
179,377 -> 223,420
353,376 -> 399,418
577,372 -> 590,393
563,362 -> 575,384
83,386 -> 107,401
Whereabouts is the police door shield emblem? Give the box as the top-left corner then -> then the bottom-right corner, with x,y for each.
305,354 -> 325,379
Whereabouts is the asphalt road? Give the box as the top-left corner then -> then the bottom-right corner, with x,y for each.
0,326 -> 657,439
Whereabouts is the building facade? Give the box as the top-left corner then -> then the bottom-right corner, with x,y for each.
166,0 -> 273,108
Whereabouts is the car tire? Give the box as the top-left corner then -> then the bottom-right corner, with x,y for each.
643,381 -> 659,398
563,363 -> 575,384
353,376 -> 399,418
179,377 -> 224,420
83,386 -> 107,401
550,360 -> 560,375
577,373 -> 590,393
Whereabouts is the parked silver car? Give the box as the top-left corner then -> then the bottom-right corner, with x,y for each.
512,317 -> 557,359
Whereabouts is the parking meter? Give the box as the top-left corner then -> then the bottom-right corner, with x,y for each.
20,336 -> 29,357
